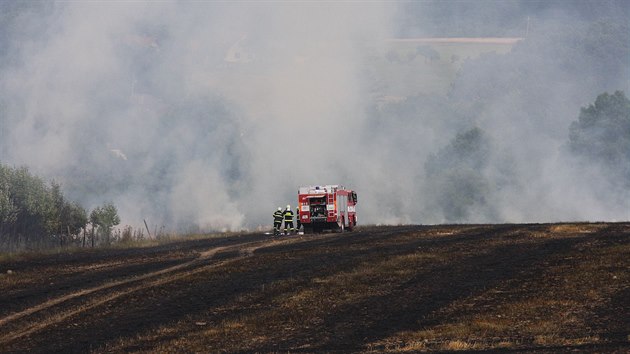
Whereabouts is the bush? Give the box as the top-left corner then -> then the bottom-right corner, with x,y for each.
0,163 -> 89,252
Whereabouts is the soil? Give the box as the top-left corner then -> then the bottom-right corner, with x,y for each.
0,223 -> 628,353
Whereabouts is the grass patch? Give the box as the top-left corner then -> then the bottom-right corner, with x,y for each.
443,339 -> 478,350
0,230 -> 256,262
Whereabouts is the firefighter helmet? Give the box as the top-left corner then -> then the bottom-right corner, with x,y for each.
286,204 -> 291,210
278,207 -> 282,211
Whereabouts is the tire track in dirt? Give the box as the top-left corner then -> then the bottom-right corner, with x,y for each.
0,235 -> 311,346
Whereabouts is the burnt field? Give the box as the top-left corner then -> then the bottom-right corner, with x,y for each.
0,223 -> 629,353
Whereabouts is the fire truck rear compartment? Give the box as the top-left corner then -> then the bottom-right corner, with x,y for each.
308,197 -> 327,222
298,185 -> 357,234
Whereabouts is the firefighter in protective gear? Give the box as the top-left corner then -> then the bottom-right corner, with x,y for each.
273,207 -> 284,236
295,206 -> 301,232
283,205 -> 295,235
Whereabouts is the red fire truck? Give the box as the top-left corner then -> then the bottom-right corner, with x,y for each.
297,185 -> 357,233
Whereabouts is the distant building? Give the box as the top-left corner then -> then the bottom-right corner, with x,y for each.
224,35 -> 254,63
373,37 -> 524,97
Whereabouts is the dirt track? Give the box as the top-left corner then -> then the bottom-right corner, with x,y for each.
0,223 -> 629,353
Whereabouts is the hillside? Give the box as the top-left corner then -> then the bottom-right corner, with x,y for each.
0,223 -> 629,353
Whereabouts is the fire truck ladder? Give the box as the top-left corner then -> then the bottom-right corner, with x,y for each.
327,193 -> 335,218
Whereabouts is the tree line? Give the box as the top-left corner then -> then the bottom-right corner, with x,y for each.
424,91 -> 629,222
0,164 -> 121,252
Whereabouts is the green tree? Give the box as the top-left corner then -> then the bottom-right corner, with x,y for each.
47,182 -> 88,245
10,166 -> 50,244
0,174 -> 18,238
46,181 -> 64,237
90,203 -> 120,245
567,91 -> 630,208
424,127 -> 498,222
0,163 -> 90,251
0,165 -> 49,249
426,127 -> 491,177
569,91 -> 630,168
62,201 -> 88,237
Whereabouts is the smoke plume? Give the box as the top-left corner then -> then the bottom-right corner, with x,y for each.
0,1 -> 628,230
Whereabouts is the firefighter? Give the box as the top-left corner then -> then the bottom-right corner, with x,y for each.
273,207 -> 283,236
295,206 -> 301,233
283,204 -> 295,235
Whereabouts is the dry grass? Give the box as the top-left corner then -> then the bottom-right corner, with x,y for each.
549,223 -> 607,234
443,339 -> 479,350
0,271 -> 19,287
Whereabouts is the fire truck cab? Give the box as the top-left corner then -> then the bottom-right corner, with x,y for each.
297,185 -> 357,233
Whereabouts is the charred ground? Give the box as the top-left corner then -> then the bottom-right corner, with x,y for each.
0,223 -> 628,353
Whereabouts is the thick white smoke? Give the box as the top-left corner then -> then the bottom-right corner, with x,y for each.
0,2 -> 398,230
0,1 -> 627,230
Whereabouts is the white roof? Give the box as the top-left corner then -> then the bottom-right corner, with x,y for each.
298,185 -> 344,194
